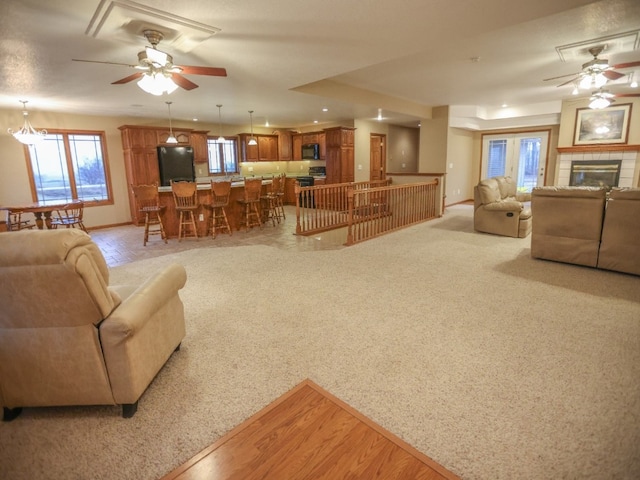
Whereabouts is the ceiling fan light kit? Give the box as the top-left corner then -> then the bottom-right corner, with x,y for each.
138,71 -> 179,96
8,100 -> 47,145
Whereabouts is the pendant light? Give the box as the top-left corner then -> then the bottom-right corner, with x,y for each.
216,104 -> 225,142
165,101 -> 178,144
248,110 -> 258,146
8,100 -> 47,145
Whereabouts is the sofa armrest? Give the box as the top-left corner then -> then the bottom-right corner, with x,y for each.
516,192 -> 531,202
99,263 -> 187,404
482,200 -> 523,212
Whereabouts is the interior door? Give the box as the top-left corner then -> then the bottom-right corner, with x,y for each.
481,131 -> 548,192
370,134 -> 386,181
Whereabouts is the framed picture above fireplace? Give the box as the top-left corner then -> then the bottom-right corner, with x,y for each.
573,104 -> 632,146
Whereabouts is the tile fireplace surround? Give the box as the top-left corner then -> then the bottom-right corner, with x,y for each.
556,147 -> 639,188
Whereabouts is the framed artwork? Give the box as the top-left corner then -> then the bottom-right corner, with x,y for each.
573,103 -> 632,145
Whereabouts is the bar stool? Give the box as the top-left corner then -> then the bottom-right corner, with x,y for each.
171,180 -> 199,241
207,180 -> 232,238
131,183 -> 167,246
237,177 -> 263,231
260,175 -> 281,226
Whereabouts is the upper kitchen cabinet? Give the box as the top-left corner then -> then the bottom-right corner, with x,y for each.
274,130 -> 293,161
190,131 -> 210,164
292,134 -> 302,161
238,133 -> 279,161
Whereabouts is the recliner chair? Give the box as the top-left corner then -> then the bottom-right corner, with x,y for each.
0,229 -> 187,419
473,176 -> 532,238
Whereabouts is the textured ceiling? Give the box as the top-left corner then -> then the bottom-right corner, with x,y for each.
1,0 -> 639,130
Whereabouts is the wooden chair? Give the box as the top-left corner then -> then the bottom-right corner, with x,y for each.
260,175 -> 282,227
237,177 -> 263,231
131,184 -> 167,246
6,210 -> 35,231
170,180 -> 199,241
51,202 -> 87,232
206,180 -> 232,238
276,173 -> 286,220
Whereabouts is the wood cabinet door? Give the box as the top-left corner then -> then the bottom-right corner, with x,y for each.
318,133 -> 326,159
277,131 -> 292,161
292,135 -> 302,161
191,132 -> 209,164
325,148 -> 340,184
284,177 -> 297,204
258,135 -> 278,161
302,133 -> 318,145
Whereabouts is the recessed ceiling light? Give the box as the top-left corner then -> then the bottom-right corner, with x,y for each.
313,120 -> 318,124
501,103 -> 508,108
322,107 -> 328,112
192,118 -> 198,122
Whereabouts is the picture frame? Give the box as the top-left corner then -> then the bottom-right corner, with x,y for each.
573,103 -> 632,145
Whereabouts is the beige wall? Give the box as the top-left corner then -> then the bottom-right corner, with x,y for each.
387,125 -> 420,173
445,127 -> 475,204
418,106 -> 448,173
353,119 -> 389,183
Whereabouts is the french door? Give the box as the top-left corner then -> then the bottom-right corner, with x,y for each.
481,131 -> 548,193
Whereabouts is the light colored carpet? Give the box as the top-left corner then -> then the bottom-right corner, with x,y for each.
1,205 -> 639,479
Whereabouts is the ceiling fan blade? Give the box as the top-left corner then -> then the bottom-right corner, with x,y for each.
172,73 -> 199,90
603,70 -> 625,80
179,65 -> 227,77
615,93 -> 640,97
611,61 -> 640,69
543,72 -> 580,82
111,72 -> 144,85
556,77 -> 579,87
73,58 -> 138,68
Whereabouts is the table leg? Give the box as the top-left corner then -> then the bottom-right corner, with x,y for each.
34,212 -> 45,229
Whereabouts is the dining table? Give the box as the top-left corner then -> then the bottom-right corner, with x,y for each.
1,199 -> 83,230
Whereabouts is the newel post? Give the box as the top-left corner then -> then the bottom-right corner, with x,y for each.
346,187 -> 354,246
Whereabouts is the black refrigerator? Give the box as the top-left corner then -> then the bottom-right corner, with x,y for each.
157,146 -> 195,186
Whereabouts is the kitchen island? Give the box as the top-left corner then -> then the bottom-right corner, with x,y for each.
158,180 -> 272,238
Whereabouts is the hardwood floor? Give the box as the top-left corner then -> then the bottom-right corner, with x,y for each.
160,380 -> 459,480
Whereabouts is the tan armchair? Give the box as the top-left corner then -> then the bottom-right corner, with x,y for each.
597,187 -> 640,276
0,229 -> 187,420
474,176 -> 532,238
531,186 -> 607,268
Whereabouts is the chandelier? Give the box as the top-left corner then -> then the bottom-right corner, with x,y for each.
7,100 -> 47,145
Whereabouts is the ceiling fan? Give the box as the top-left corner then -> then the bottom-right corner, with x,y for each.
587,87 -> 640,109
543,45 -> 640,89
72,30 -> 227,94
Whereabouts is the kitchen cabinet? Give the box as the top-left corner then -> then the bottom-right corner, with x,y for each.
274,130 -> 293,161
324,126 -> 355,184
302,133 -> 319,145
318,132 -> 326,160
238,133 -> 279,162
190,131 -> 210,164
292,134 -> 302,161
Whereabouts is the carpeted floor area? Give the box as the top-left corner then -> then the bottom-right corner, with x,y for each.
1,205 -> 639,479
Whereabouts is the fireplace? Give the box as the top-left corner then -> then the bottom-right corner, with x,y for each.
569,160 -> 622,190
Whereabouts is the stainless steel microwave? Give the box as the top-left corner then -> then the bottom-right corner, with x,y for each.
302,143 -> 320,160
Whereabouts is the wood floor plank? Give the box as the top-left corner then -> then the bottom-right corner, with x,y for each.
161,379 -> 460,480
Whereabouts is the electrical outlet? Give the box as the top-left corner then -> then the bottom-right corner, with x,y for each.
198,214 -> 204,221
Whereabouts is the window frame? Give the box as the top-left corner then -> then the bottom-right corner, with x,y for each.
24,129 -> 114,207
207,136 -> 239,175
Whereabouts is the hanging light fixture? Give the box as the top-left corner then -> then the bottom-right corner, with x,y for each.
165,101 -> 178,143
216,104 -> 225,142
8,100 -> 47,145
248,110 -> 258,146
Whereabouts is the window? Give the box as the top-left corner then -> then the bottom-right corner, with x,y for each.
207,137 -> 239,175
26,130 -> 113,205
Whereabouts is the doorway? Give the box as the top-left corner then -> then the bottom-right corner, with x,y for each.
370,134 -> 386,181
481,131 -> 549,192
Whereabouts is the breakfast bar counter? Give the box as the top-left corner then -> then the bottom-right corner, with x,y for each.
158,180 -> 271,238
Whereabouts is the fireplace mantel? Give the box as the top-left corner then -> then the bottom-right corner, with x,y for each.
558,144 -> 640,153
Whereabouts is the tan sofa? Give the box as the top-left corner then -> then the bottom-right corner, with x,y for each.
474,176 -> 532,238
531,186 -> 607,267
597,188 -> 640,276
0,229 -> 187,419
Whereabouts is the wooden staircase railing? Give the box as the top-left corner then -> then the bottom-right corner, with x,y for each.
295,179 -> 441,245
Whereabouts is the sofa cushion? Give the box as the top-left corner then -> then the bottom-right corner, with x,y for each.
477,178 -> 501,204
496,176 -> 517,199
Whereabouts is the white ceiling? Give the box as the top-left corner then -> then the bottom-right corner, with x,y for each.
1,0 -> 639,130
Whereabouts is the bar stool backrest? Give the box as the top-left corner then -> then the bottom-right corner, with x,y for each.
243,178 -> 262,203
171,181 -> 198,209
211,180 -> 232,207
